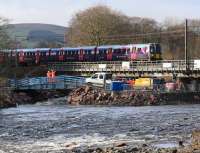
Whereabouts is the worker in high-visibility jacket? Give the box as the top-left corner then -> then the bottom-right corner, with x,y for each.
47,71 -> 51,82
51,70 -> 56,82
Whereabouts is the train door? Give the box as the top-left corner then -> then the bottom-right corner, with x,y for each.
59,49 -> 64,61
79,49 -> 84,61
19,50 -> 25,63
47,49 -> 52,62
92,48 -> 96,61
35,50 -> 40,64
10,50 -> 16,65
126,48 -> 130,61
130,47 -> 137,61
107,48 -> 113,61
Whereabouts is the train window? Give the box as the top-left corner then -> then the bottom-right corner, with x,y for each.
137,48 -> 141,53
156,44 -> 161,53
96,50 -> 99,54
122,49 -> 126,54
150,46 -> 155,53
91,50 -> 94,55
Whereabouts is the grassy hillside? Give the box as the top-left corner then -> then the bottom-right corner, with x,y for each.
7,23 -> 68,48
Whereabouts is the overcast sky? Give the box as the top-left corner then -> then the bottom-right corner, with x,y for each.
0,0 -> 199,26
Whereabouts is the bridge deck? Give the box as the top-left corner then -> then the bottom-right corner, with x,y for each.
48,60 -> 200,77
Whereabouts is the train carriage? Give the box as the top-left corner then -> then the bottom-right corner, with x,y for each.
97,45 -> 113,61
48,48 -> 60,62
112,45 -> 130,61
80,46 -> 96,62
62,47 -> 79,62
0,49 -> 12,64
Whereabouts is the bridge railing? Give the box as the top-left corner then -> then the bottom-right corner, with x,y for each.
48,60 -> 200,73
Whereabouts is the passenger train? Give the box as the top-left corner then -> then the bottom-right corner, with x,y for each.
0,43 -> 162,65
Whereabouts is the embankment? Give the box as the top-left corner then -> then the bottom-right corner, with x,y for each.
0,88 -> 16,108
0,89 -> 71,109
68,85 -> 200,106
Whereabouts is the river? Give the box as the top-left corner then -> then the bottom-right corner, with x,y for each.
0,98 -> 200,153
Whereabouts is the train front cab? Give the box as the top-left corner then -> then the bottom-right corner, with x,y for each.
149,43 -> 162,61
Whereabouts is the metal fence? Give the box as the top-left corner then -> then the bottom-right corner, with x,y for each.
8,75 -> 86,90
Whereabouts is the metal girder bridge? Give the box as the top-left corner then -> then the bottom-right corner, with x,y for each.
48,60 -> 200,77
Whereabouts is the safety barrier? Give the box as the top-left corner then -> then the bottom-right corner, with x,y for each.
8,75 -> 85,90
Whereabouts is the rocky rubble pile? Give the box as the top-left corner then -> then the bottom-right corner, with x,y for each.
0,89 -> 16,108
68,86 -> 160,106
68,145 -> 177,153
65,130 -> 200,153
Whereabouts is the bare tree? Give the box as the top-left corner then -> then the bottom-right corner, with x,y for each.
0,17 -> 12,49
66,5 -> 135,46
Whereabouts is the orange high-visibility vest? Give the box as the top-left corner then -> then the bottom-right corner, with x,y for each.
51,70 -> 56,78
47,71 -> 52,78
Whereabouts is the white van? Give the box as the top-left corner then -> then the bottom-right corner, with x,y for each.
85,72 -> 112,87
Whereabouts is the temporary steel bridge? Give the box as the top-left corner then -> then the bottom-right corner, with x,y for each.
48,60 -> 200,77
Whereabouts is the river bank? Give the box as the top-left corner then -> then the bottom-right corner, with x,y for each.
0,89 -> 71,109
68,85 -> 200,106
